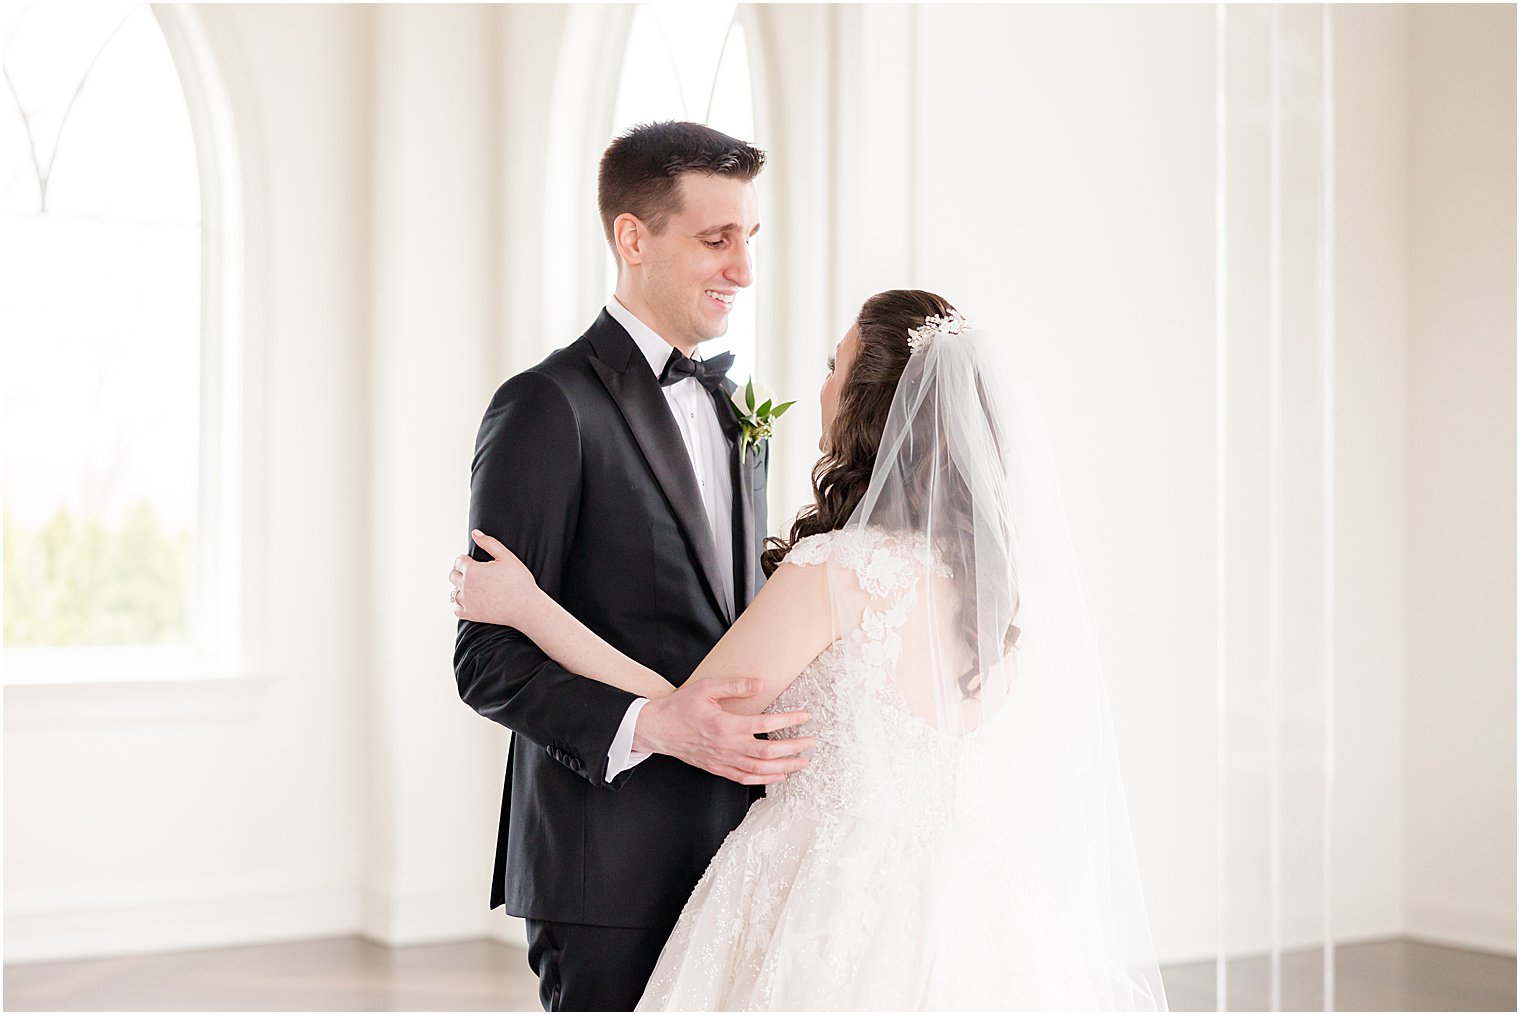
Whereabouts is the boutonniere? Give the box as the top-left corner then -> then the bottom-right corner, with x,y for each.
729,379 -> 795,464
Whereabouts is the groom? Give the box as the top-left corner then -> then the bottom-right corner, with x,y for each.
454,122 -> 810,1011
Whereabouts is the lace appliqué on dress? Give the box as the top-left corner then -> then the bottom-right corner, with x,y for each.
781,526 -> 951,595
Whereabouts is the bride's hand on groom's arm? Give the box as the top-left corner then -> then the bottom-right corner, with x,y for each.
633,678 -> 814,786
450,530 -> 537,626
453,529 -> 678,702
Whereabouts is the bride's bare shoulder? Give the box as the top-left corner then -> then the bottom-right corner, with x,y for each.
759,542 -> 834,603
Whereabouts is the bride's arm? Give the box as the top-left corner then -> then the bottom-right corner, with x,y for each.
665,557 -> 835,715
451,531 -> 676,701
453,530 -> 838,715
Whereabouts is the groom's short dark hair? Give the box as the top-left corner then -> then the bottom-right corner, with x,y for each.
598,121 -> 766,249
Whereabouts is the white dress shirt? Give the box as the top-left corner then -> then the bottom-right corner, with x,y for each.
603,296 -> 736,778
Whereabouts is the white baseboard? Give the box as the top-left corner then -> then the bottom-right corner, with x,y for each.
1406,895 -> 1517,956
1152,901 -> 1404,967
357,887 -> 492,947
4,884 -> 358,966
359,893 -> 525,949
489,912 -> 529,948
6,882 -> 528,967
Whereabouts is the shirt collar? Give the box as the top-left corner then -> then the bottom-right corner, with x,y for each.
606,295 -> 683,380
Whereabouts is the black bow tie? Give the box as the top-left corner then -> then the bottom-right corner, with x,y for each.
658,349 -> 735,392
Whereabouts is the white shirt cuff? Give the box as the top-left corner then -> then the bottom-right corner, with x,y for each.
606,698 -> 653,779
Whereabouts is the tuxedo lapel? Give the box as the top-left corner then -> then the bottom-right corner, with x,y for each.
585,312 -> 733,623
711,381 -> 758,610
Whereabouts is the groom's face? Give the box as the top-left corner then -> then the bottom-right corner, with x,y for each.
626,172 -> 760,350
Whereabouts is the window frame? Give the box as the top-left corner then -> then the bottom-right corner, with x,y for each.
3,4 -> 247,688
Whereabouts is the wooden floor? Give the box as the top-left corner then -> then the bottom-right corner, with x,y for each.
3,935 -> 1513,1011
1162,939 -> 1517,1012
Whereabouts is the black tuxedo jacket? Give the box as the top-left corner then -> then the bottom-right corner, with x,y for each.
454,310 -> 768,929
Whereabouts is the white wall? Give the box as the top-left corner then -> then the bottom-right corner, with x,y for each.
1332,3 -> 1412,946
1403,2 -> 1517,955
4,0 -> 1512,973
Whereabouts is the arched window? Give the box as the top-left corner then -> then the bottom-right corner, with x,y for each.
605,2 -> 761,383
1,3 -> 240,679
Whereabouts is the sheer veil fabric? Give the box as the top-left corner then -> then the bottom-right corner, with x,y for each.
822,322 -> 1168,1008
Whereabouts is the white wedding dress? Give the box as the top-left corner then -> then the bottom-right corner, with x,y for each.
637,527 -> 1089,1011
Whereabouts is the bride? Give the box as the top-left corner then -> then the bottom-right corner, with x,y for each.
450,289 -> 1168,1010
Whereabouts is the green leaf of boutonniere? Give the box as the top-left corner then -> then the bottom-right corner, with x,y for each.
731,378 -> 791,465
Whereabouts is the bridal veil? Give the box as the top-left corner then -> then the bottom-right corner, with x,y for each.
820,311 -> 1169,1009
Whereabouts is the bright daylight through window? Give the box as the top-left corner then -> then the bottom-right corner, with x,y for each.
2,2 -> 218,674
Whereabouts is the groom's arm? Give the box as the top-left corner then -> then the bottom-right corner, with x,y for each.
454,370 -> 639,789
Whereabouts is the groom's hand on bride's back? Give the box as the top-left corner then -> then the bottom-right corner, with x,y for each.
633,677 -> 813,786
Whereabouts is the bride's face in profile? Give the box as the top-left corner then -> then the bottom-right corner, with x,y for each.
819,324 -> 861,451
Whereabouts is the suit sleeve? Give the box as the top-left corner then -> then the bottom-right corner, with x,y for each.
453,369 -> 638,788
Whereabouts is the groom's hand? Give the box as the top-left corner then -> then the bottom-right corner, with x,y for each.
633,677 -> 814,786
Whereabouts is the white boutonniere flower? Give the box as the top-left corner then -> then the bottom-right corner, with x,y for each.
729,379 -> 795,464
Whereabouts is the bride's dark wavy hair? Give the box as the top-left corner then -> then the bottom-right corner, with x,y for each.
762,288 -> 951,578
761,290 -> 1012,698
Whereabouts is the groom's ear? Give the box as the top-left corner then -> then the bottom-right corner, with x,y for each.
613,213 -> 645,267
